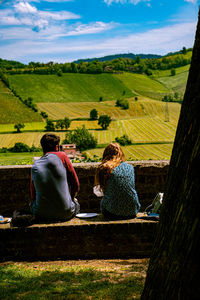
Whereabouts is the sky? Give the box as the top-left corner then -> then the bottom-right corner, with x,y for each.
0,0 -> 199,63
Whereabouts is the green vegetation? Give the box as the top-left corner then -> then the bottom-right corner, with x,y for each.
115,72 -> 170,99
0,152 -> 42,165
55,117 -> 71,130
14,123 -> 25,133
63,125 -> 97,151
98,115 -> 112,130
8,73 -> 134,103
0,80 -> 41,124
0,48 -> 191,163
0,259 -> 148,300
116,98 -> 129,109
115,134 -> 132,146
90,108 -> 98,120
0,142 -> 41,153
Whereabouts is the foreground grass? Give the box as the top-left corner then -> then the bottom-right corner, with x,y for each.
0,259 -> 149,300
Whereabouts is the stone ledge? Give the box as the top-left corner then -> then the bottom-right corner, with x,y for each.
0,216 -> 158,261
0,160 -> 169,215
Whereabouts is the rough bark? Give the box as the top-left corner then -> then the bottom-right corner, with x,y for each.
141,11 -> 200,300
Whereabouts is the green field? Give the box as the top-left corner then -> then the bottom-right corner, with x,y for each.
115,72 -> 170,99
156,70 -> 189,94
8,73 -> 134,103
0,61 -> 189,163
0,80 -> 42,124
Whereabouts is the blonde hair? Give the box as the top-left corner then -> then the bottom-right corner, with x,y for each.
95,143 -> 125,188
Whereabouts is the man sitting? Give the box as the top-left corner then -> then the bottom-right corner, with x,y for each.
30,133 -> 80,221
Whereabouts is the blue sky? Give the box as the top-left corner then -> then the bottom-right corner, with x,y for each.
0,0 -> 199,63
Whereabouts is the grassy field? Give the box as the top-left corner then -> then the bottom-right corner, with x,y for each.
0,62 -> 188,163
0,152 -> 43,165
0,95 -> 181,163
0,80 -> 41,124
8,73 -> 134,103
85,143 -> 174,161
114,72 -> 170,99
0,259 -> 148,299
156,70 -> 189,94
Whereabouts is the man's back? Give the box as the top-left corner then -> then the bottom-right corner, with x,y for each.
31,153 -> 75,220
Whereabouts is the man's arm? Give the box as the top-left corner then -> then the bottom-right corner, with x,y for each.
30,173 -> 36,202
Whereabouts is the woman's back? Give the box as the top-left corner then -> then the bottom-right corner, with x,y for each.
100,162 -> 140,217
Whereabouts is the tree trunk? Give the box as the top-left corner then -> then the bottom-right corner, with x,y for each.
141,11 -> 200,300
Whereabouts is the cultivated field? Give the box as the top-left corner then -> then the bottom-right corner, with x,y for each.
0,61 -> 188,163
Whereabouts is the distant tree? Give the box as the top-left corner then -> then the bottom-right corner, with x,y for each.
115,99 -> 129,109
57,70 -> 63,76
71,62 -> 78,73
14,123 -> 25,133
55,119 -> 65,130
181,46 -> 187,54
98,115 -> 111,130
10,142 -> 30,152
99,96 -> 103,102
174,92 -> 180,101
122,90 -> 126,95
135,56 -> 141,64
63,125 -> 97,151
45,119 -> 55,131
63,117 -> 71,130
171,68 -> 176,76
145,68 -> 153,76
115,134 -> 131,146
40,111 -> 48,119
90,109 -> 98,120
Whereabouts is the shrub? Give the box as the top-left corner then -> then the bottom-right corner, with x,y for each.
115,99 -> 129,109
115,134 -> 132,146
98,115 -> 112,130
10,142 -> 30,153
90,109 -> 98,120
45,119 -> 55,131
63,125 -> 97,151
14,123 -> 25,133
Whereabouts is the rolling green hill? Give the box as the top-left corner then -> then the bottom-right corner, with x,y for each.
0,57 -> 189,162
0,80 -> 42,124
8,73 -> 134,103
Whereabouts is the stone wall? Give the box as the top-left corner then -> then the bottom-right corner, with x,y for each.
0,160 -> 169,216
0,217 -> 158,260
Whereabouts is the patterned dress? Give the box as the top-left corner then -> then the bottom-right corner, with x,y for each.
100,162 -> 140,217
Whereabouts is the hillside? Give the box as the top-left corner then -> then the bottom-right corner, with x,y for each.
74,53 -> 162,63
8,73 -> 135,103
0,80 -> 42,124
0,50 -> 191,162
7,63 -> 189,107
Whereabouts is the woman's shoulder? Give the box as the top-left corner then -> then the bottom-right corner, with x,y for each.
114,162 -> 133,172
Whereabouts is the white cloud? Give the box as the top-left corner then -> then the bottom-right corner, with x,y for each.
14,2 -> 37,13
65,22 -> 116,36
184,0 -> 197,3
0,2 -> 80,30
104,0 -> 150,5
38,10 -> 80,20
0,21 -> 196,62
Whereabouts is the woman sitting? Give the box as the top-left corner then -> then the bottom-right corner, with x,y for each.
95,143 -> 141,220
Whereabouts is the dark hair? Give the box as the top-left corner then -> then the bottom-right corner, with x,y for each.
40,133 -> 60,153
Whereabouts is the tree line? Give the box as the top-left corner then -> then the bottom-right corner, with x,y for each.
0,47 -> 192,77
